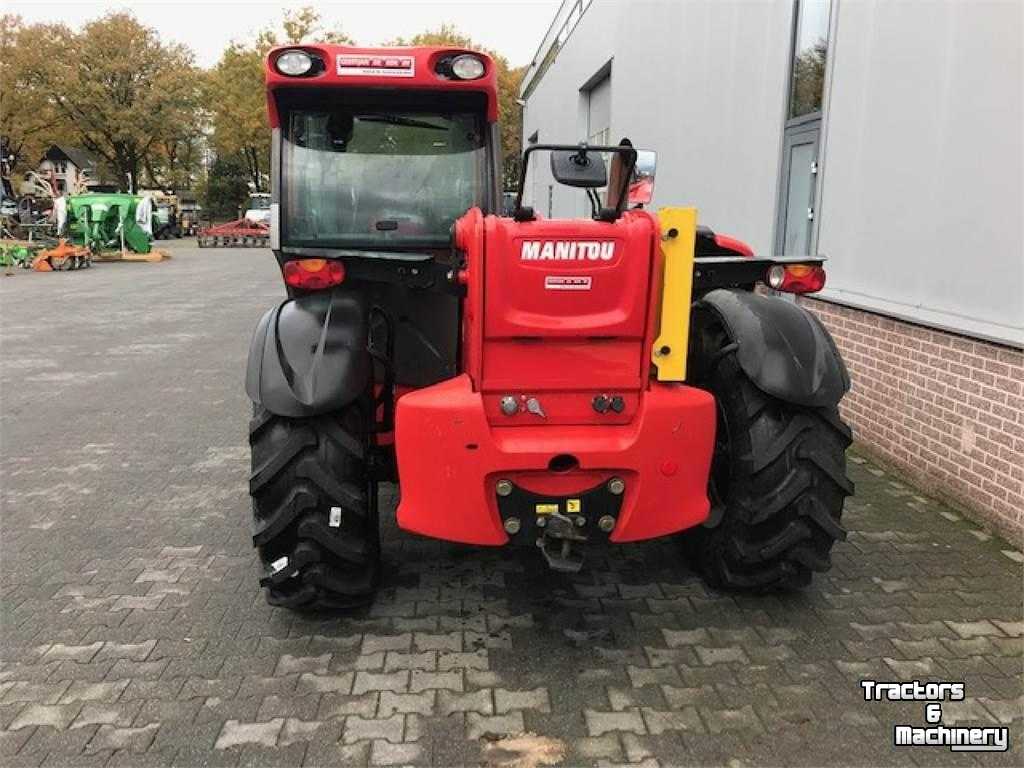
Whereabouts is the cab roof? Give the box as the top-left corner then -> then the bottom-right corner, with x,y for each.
264,45 -> 499,126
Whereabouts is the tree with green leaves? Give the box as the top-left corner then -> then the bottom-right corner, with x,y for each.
200,154 -> 251,219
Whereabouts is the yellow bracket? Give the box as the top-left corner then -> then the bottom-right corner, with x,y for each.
652,207 -> 697,381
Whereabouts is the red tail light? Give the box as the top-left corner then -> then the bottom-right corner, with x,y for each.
283,258 -> 345,290
766,264 -> 826,294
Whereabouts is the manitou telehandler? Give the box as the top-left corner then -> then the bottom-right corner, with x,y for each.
246,45 -> 853,610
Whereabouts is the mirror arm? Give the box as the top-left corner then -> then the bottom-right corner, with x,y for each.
513,142 -> 641,222
512,144 -> 542,221
608,139 -> 638,218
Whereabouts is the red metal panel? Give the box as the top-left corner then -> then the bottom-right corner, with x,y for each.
480,391 -> 638,426
265,45 -> 500,127
456,208 -> 486,389
482,215 -> 656,339
395,375 -> 716,545
481,340 -> 642,391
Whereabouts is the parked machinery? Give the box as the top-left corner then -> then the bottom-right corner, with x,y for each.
244,45 -> 853,610
66,194 -> 152,254
198,194 -> 273,248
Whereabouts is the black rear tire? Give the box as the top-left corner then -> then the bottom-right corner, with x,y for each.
683,317 -> 854,590
249,400 -> 380,611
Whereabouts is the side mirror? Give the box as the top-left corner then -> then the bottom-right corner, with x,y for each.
627,150 -> 657,206
550,148 -> 608,188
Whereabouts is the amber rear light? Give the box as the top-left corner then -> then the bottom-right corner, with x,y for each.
766,263 -> 826,294
282,258 -> 346,290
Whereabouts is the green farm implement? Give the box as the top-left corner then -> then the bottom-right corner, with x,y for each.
66,194 -> 153,254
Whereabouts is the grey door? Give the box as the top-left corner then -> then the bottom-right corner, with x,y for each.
776,122 -> 819,256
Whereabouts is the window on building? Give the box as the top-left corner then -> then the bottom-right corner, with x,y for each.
788,0 -> 830,119
775,0 -> 832,257
56,160 -> 67,174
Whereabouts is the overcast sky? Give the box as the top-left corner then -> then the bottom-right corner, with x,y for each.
7,0 -> 562,68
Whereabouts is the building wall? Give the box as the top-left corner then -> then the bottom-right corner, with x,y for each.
804,297 -> 1023,542
521,1 -> 618,218
37,159 -> 87,195
816,0 -> 1023,347
520,0 -> 1024,540
522,1 -> 795,254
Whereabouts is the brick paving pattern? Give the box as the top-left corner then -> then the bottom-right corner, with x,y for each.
2,243 -> 1021,766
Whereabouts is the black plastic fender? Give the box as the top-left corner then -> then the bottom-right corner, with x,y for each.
246,290 -> 370,418
696,289 -> 850,408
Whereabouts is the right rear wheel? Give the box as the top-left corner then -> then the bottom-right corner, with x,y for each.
248,400 -> 380,611
683,318 -> 854,590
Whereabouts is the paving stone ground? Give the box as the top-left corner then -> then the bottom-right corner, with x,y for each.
1,241 -> 1021,767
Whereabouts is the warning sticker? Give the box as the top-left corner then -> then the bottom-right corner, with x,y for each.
566,499 -> 582,513
337,55 -> 415,77
535,503 -> 559,515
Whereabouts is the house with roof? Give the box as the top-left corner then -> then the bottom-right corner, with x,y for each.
37,145 -> 101,194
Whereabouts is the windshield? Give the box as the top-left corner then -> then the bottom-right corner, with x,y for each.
282,106 -> 487,247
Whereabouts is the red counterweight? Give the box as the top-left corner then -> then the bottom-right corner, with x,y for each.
395,208 -> 716,546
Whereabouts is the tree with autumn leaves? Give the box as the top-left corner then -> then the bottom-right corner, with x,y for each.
205,7 -> 353,194
2,12 -> 202,192
385,24 -> 525,190
1,8 -> 525,206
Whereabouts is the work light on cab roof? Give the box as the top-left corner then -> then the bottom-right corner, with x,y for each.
275,49 -> 314,76
449,54 -> 485,79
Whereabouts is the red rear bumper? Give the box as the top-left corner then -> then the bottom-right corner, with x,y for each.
395,375 -> 716,545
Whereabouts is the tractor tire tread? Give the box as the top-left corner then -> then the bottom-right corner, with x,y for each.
252,487 -> 317,546
249,404 -> 379,612
684,342 -> 852,592
296,459 -> 366,516
297,515 -> 369,565
249,406 -> 277,440
249,428 -> 316,494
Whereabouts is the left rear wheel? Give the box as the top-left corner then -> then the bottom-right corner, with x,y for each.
248,401 -> 380,611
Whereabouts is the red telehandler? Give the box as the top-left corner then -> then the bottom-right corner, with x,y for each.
246,45 -> 853,610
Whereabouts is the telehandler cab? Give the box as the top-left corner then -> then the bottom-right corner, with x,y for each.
247,45 -> 853,610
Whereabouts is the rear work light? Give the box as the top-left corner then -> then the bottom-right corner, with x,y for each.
276,50 -> 314,76
283,259 -> 345,290
766,263 -> 826,294
450,54 -> 485,79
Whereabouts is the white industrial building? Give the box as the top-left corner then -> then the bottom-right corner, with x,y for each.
519,0 -> 1023,539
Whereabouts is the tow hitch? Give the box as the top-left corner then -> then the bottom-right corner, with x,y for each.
494,478 -> 625,573
536,511 -> 587,572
